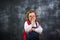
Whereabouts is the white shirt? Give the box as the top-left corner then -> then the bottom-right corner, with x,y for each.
24,21 -> 43,34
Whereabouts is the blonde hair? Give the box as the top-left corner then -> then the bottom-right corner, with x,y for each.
25,10 -> 38,21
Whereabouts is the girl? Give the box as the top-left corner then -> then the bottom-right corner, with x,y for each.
24,10 -> 43,40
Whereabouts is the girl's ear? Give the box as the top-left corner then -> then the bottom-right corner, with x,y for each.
36,17 -> 37,20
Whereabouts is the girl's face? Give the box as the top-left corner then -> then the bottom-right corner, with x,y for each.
29,12 -> 36,22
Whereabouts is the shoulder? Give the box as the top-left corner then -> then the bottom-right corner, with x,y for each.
36,21 -> 40,25
24,21 -> 27,24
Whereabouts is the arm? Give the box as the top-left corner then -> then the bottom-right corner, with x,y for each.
35,22 -> 43,34
35,25 -> 43,34
24,21 -> 32,33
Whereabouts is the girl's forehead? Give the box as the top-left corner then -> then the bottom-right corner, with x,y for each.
29,12 -> 35,16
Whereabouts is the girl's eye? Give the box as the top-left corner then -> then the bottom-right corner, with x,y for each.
29,16 -> 35,18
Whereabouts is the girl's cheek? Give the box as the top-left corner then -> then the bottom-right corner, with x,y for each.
29,18 -> 31,21
34,17 -> 36,20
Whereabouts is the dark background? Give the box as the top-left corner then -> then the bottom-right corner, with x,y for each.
0,0 -> 60,40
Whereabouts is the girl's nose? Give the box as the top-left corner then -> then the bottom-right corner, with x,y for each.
31,16 -> 33,18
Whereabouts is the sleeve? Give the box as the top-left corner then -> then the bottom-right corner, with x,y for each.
24,21 -> 32,32
35,22 -> 43,34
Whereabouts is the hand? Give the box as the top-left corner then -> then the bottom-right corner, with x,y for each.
31,28 -> 35,31
28,28 -> 35,32
31,21 -> 35,26
31,18 -> 35,27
